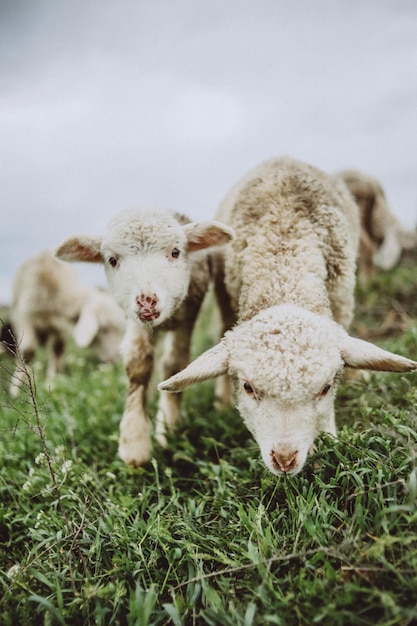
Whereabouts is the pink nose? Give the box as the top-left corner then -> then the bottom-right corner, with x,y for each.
135,294 -> 160,321
270,449 -> 299,473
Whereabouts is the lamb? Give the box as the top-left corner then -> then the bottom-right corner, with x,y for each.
9,250 -> 126,396
55,208 -> 234,466
159,156 -> 417,476
338,169 -> 417,278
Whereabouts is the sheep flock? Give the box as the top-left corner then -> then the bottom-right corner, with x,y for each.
3,155 -> 417,478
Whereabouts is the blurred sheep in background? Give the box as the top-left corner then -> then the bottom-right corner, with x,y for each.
338,169 -> 417,280
8,250 -> 126,396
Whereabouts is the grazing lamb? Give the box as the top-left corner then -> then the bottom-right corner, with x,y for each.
55,208 -> 234,466
9,250 -> 126,396
339,169 -> 417,278
159,157 -> 417,476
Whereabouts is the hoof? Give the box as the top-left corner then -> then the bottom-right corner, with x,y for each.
118,437 -> 152,467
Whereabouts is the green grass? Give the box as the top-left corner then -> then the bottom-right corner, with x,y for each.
1,262 -> 417,626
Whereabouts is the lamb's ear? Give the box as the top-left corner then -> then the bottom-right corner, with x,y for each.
184,221 -> 234,252
341,336 -> 417,372
158,342 -> 229,392
54,236 -> 104,263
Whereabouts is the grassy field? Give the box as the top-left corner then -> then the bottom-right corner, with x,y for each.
1,257 -> 417,626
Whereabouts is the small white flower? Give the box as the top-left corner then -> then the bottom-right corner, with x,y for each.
7,564 -> 21,579
55,444 -> 66,458
34,510 -> 44,529
35,452 -> 46,465
61,460 -> 73,474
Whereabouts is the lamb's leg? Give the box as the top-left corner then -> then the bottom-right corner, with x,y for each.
213,261 -> 236,409
9,324 -> 37,397
155,323 -> 193,447
118,321 -> 156,466
46,332 -> 66,381
357,229 -> 376,283
374,230 -> 402,271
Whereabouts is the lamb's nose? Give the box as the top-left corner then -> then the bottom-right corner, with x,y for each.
136,294 -> 158,311
271,449 -> 298,473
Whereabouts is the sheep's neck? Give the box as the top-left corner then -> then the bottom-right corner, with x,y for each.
236,241 -> 333,323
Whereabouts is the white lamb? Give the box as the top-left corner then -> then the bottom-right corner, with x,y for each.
9,250 -> 126,396
159,157 -> 417,476
55,208 -> 233,466
338,169 -> 417,278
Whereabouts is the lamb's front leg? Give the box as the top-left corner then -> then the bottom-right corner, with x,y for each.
213,257 -> 236,409
46,331 -> 66,381
155,324 -> 192,446
118,321 -> 157,466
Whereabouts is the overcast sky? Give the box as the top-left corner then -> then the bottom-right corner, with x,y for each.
1,0 -> 417,303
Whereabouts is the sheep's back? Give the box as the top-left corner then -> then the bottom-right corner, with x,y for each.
218,157 -> 360,322
11,251 -> 89,329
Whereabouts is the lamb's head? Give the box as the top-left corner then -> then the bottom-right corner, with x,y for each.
226,308 -> 346,476
159,304 -> 417,476
55,209 -> 233,327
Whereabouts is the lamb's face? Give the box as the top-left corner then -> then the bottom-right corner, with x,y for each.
101,211 -> 192,327
54,209 -> 233,330
226,307 -> 345,475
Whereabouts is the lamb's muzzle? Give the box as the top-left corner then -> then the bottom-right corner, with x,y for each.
135,293 -> 160,322
270,448 -> 299,474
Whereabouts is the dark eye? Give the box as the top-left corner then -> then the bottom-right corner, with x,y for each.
319,383 -> 331,398
171,248 -> 180,259
243,381 -> 254,395
108,257 -> 118,268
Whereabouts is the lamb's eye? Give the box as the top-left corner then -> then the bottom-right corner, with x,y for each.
243,381 -> 255,395
171,248 -> 180,259
319,383 -> 331,398
108,256 -> 118,268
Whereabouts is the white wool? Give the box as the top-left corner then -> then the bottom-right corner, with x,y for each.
226,305 -> 345,403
